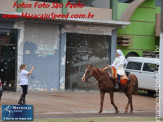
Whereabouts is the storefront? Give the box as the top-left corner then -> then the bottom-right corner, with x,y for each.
0,18 -> 129,91
66,33 -> 111,90
0,28 -> 17,91
0,16 -> 130,91
0,0 -> 130,91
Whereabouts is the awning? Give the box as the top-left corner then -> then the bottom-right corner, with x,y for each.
0,11 -> 130,28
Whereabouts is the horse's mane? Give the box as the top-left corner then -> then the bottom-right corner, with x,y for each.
93,67 -> 107,75
102,67 -> 109,71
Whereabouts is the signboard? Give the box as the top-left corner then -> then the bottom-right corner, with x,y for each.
2,105 -> 33,121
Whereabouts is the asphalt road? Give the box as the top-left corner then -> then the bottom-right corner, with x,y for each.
0,91 -> 156,119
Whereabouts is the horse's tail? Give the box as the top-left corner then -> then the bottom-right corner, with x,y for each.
132,74 -> 138,95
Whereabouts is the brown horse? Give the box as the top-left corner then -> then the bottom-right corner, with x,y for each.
82,65 -> 138,114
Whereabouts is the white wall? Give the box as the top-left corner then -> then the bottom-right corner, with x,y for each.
0,0 -> 17,12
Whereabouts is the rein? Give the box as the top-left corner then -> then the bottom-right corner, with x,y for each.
97,73 -> 110,86
86,69 -> 109,86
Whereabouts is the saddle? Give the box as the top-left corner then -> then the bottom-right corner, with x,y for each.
103,67 -> 128,85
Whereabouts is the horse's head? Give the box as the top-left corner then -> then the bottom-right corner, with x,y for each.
82,65 -> 94,82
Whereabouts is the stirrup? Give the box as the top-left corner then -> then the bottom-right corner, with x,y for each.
109,76 -> 114,80
114,83 -> 119,90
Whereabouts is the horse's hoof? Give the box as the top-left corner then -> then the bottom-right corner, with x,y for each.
124,111 -> 128,114
98,111 -> 102,114
130,111 -> 133,114
115,111 -> 119,114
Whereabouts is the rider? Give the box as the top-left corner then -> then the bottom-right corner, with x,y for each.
110,49 -> 128,90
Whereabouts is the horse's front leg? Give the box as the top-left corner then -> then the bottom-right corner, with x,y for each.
98,91 -> 105,114
110,91 -> 119,114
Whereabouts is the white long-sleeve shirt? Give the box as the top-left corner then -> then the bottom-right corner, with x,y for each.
111,56 -> 125,75
19,70 -> 29,85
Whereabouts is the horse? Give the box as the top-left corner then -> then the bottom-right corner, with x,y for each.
82,65 -> 138,114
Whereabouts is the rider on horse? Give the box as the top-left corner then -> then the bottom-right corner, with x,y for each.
109,49 -> 128,90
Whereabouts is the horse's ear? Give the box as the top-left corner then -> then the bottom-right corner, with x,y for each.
87,64 -> 94,68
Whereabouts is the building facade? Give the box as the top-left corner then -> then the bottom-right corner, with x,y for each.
117,0 -> 161,57
0,0 -> 129,91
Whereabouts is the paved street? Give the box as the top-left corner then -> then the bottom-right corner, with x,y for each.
0,91 -> 155,119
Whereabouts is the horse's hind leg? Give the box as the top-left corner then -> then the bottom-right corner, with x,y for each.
128,95 -> 133,114
124,91 -> 130,113
124,100 -> 129,114
98,91 -> 105,114
125,89 -> 133,114
110,91 -> 119,114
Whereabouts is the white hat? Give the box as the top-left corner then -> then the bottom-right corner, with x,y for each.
116,49 -> 128,65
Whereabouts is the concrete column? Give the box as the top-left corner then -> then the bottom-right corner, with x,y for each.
62,0 -> 68,14
17,0 -> 23,12
111,29 -> 117,64
14,22 -> 24,92
59,31 -> 66,91
110,0 -> 118,64
111,0 -> 118,20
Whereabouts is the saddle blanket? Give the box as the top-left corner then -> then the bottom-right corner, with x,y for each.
103,66 -> 128,85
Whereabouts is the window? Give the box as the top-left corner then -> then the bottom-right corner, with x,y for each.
126,62 -> 142,70
71,66 -> 79,73
118,0 -> 134,3
156,0 -> 161,7
0,29 -> 17,91
69,0 -> 110,9
143,63 -> 159,72
66,33 -> 111,89
80,65 -> 87,73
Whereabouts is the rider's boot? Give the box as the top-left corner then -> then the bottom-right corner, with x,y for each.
114,82 -> 119,90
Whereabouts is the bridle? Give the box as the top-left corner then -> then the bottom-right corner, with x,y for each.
84,68 -> 93,80
85,67 -> 109,86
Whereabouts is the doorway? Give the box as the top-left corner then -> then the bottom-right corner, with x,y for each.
0,29 -> 17,91
65,33 -> 111,90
